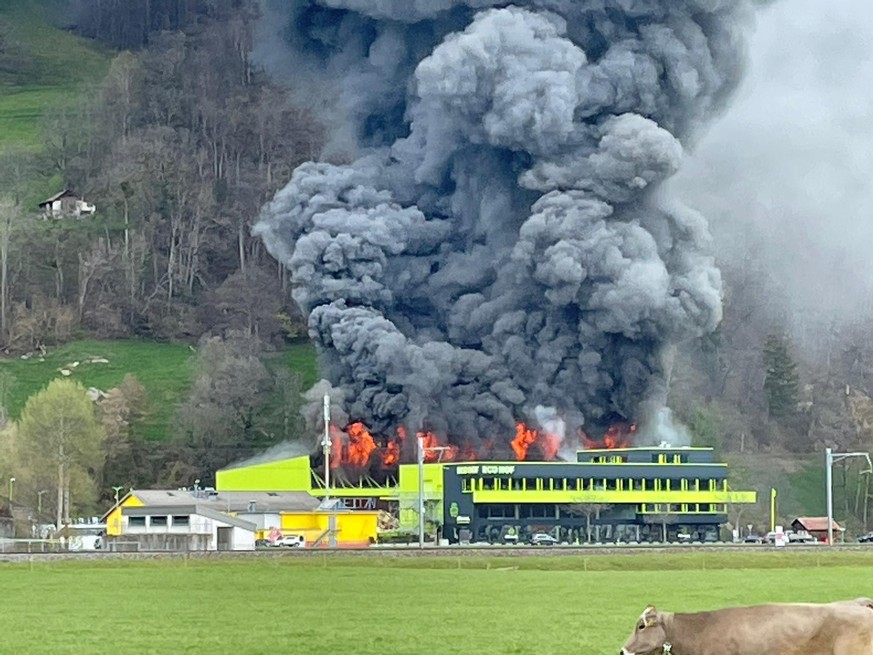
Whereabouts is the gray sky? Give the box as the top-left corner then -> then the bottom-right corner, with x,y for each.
670,0 -> 873,339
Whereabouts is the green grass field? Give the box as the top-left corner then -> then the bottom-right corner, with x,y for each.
0,339 -> 318,441
0,0 -> 110,150
1,339 -> 197,441
0,551 -> 871,655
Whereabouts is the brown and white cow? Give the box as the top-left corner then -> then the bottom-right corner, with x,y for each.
620,598 -> 873,655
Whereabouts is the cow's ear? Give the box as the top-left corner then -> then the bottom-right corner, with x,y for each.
644,606 -> 658,627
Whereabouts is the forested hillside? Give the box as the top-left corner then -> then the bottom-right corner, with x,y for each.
1,0 -> 872,530
0,0 -> 324,515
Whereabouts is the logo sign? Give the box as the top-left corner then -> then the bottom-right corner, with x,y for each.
449,502 -> 459,518
455,465 -> 516,475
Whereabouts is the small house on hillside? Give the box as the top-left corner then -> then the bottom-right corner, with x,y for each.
791,516 -> 844,543
38,189 -> 96,218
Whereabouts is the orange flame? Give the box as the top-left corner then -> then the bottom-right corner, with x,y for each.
327,418 -> 589,471
346,422 -> 377,467
581,422 -> 636,449
511,422 -> 561,461
382,439 -> 399,467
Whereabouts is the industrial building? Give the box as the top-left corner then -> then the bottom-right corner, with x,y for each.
215,444 -> 757,544
102,488 -> 379,550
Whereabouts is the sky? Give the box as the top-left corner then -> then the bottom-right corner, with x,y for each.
670,0 -> 873,342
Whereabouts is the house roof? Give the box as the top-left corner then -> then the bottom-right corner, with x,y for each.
792,516 -> 844,532
38,189 -> 80,206
122,504 -> 257,531
102,489 -> 320,521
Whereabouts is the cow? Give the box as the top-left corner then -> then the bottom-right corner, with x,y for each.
620,598 -> 873,655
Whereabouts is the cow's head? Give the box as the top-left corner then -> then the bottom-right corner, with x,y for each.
620,605 -> 669,655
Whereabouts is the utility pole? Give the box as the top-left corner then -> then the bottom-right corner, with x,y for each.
826,447 -> 873,545
417,440 -> 451,550
418,435 -> 425,549
322,393 -> 331,502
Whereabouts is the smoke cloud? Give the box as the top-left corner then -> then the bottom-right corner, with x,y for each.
669,0 -> 873,357
255,1 -> 757,452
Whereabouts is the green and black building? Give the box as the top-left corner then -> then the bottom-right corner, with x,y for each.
442,446 -> 757,544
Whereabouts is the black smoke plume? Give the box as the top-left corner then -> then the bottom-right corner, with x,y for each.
255,1 -> 755,454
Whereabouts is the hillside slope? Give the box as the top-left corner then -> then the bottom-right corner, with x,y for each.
1,339 -> 318,441
0,0 -> 109,150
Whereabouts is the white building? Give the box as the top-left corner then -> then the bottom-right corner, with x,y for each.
38,189 -> 96,218
120,504 -> 256,551
103,489 -> 321,552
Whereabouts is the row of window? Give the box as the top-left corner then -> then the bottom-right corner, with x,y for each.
128,515 -> 190,528
638,503 -> 728,514
462,477 -> 728,493
478,503 -> 725,520
587,454 -> 690,464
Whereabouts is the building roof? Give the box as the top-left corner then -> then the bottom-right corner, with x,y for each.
102,489 -> 320,521
792,516 -> 844,532
38,189 -> 80,206
122,504 -> 257,531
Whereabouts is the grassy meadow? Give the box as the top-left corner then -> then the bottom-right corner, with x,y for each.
0,0 -> 110,151
0,339 -> 318,441
1,550 -> 872,655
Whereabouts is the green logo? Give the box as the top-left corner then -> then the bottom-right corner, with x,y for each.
449,502 -> 459,518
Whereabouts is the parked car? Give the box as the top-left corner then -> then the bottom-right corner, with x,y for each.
858,532 -> 873,543
272,535 -> 305,548
743,534 -> 764,544
787,530 -> 820,545
530,533 -> 559,546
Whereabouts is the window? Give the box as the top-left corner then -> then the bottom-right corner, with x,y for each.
129,516 -> 146,527
485,504 -> 514,519
462,478 -> 474,492
172,515 -> 190,526
151,515 -> 168,527
528,504 -> 553,518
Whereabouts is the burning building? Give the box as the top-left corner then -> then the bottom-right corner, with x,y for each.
215,444 -> 757,544
254,1 -> 755,460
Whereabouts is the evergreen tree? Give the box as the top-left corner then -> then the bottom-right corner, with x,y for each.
763,333 -> 800,419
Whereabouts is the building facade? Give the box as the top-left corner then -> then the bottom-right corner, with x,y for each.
442,446 -> 757,543
216,445 -> 756,544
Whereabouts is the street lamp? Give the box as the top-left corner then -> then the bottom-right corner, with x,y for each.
7,477 -> 14,505
825,447 -> 873,545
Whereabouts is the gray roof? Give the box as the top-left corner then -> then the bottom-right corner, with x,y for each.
129,489 -> 320,513
122,504 -> 257,531
38,189 -> 79,206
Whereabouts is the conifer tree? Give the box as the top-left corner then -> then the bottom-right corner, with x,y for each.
763,333 -> 800,419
